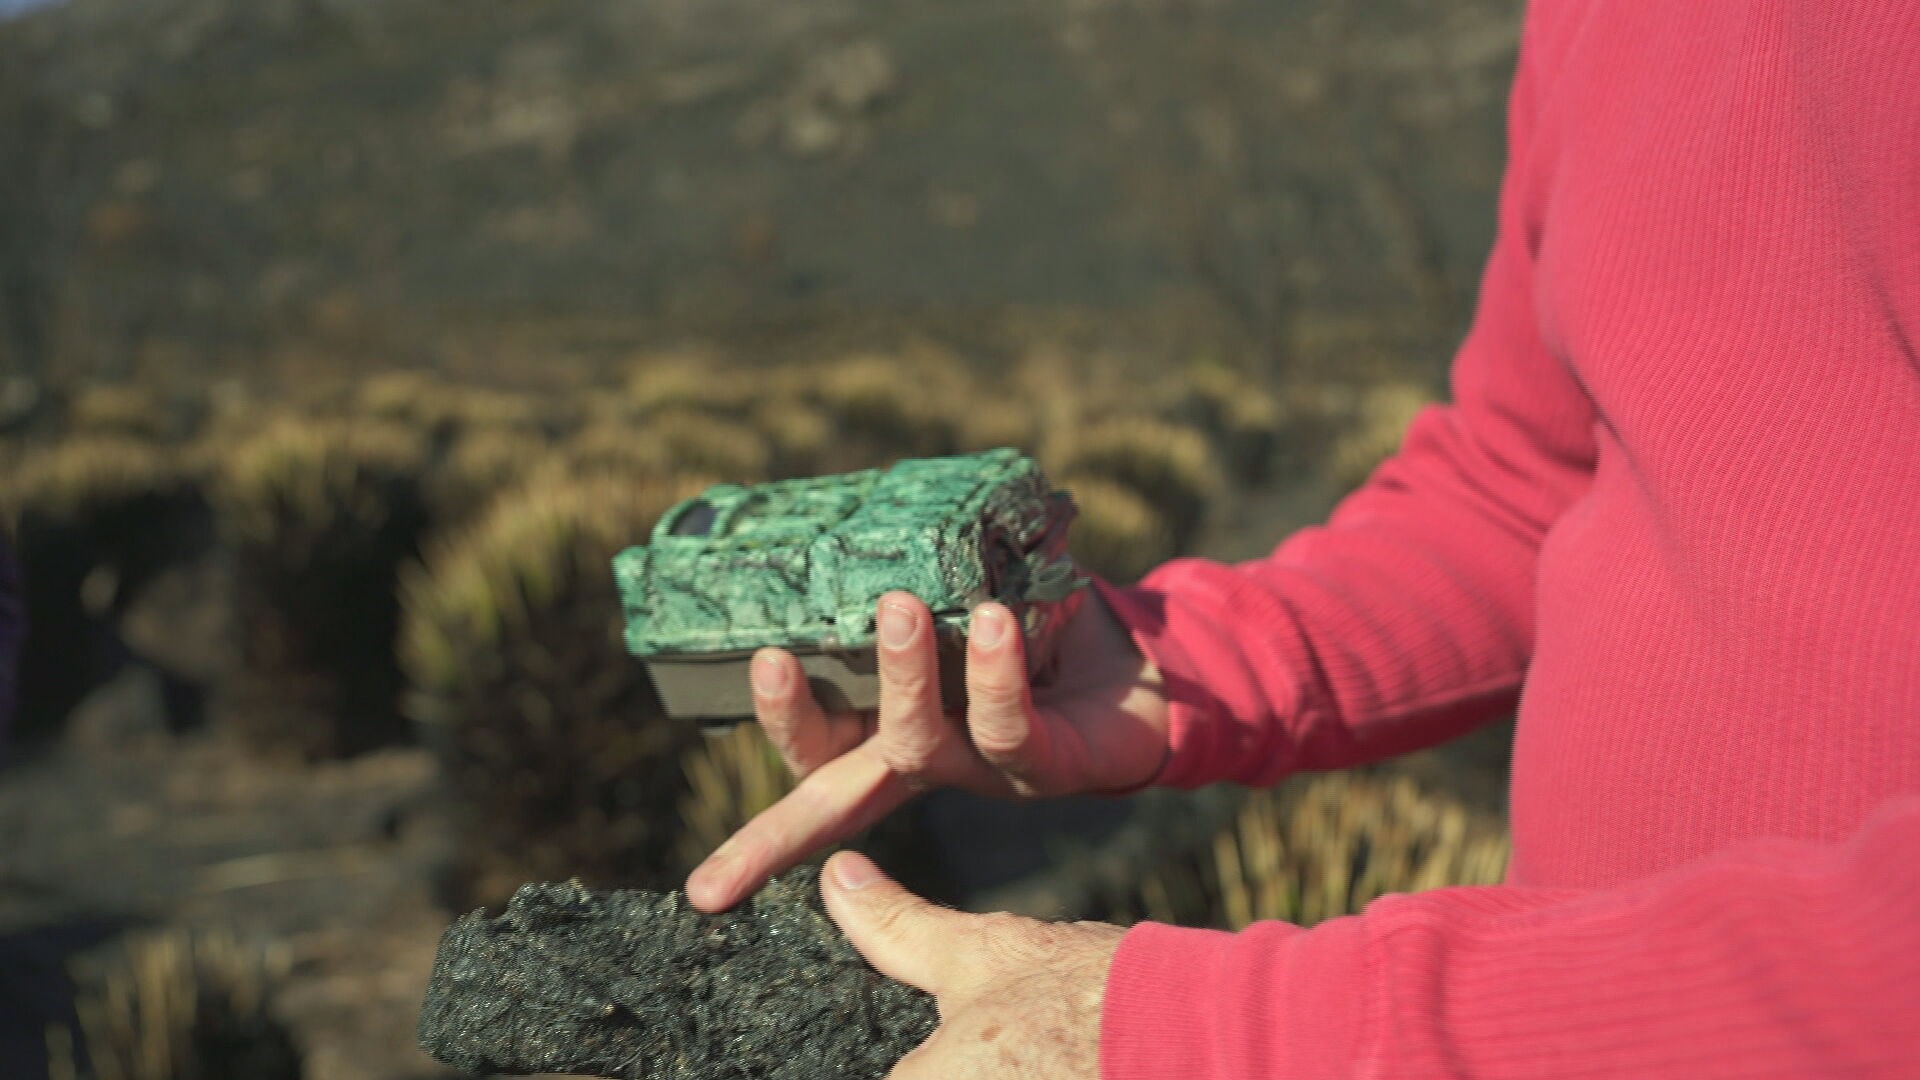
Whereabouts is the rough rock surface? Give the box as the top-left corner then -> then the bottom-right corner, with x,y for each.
416,867 -> 936,1079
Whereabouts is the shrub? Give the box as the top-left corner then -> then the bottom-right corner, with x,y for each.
675,724 -> 794,871
1059,473 -> 1177,585
214,417 -> 429,759
1160,361 -> 1282,486
808,354 -> 966,464
1,437 -> 208,741
1054,416 -> 1223,553
66,382 -> 194,443
953,395 -> 1040,456
357,372 -> 550,450
565,409 -> 772,484
747,397 -> 835,479
49,930 -> 301,1080
625,349 -> 757,417
401,472 -> 709,907
422,425 -> 556,524
1327,380 -> 1435,493
1103,772 -> 1509,930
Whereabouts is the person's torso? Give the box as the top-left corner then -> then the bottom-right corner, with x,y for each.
1506,0 -> 1920,888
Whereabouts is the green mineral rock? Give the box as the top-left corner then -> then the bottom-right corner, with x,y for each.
613,449 -> 1086,722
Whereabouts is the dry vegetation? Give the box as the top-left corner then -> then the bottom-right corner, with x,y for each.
0,346 -> 1450,1076
1098,772 -> 1510,930
2,436 -> 207,740
49,931 -> 301,1080
676,724 -> 795,871
214,418 -> 430,760
401,470 -> 712,906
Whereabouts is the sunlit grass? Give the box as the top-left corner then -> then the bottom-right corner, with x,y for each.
1060,472 -> 1176,585
49,930 -> 300,1080
401,471 -> 710,905
213,415 -> 430,758
1053,415 -> 1223,552
1119,772 -> 1510,930
676,724 -> 795,870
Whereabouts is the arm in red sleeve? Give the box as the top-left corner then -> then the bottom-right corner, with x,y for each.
1100,6 -> 1595,789
1103,793 -> 1920,1080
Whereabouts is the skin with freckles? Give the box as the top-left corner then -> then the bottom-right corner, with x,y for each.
685,589 -> 1173,913
820,849 -> 1122,1080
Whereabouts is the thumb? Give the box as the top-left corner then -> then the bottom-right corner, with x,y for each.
820,851 -> 973,995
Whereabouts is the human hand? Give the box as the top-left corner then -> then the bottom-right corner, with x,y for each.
686,587 -> 1170,912
822,850 -> 1121,1080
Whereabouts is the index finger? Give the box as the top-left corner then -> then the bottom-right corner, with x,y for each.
684,743 -> 914,912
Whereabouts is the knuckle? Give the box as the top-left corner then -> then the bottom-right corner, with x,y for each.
878,627 -> 936,689
969,670 -> 1026,714
880,734 -> 941,777
972,912 -> 1056,967
968,704 -> 1027,750
970,728 -> 1029,770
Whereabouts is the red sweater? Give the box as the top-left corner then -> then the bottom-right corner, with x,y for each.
1100,2 -> 1920,1076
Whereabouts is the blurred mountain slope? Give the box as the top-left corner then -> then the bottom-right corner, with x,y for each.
0,0 -> 1520,381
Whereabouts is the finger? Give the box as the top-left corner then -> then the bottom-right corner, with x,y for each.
752,648 -> 861,778
685,745 -> 912,912
963,603 -> 1051,793
873,593 -> 948,782
820,850 -> 979,995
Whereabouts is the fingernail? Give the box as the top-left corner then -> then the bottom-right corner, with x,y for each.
972,607 -> 1007,650
752,651 -> 788,696
832,852 -> 883,891
878,601 -> 917,649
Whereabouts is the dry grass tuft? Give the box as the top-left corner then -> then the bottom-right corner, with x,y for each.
65,383 -> 183,443
2,437 -> 208,739
565,409 -> 772,484
1328,381 -> 1436,493
356,372 -> 550,444
1110,772 -> 1509,930
214,417 -> 430,759
675,724 -> 795,870
215,418 -> 426,547
1160,361 -> 1283,485
2,437 -> 190,530
954,395 -> 1040,456
808,354 -> 966,463
1060,473 -> 1176,585
50,930 -> 301,1080
748,397 -> 837,477
402,472 -> 710,905
423,425 -> 557,523
355,371 -> 449,424
1053,416 -> 1223,553
625,349 -> 759,416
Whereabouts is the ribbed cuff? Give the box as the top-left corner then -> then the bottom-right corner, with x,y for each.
1101,918 -> 1373,1080
1092,577 -> 1222,789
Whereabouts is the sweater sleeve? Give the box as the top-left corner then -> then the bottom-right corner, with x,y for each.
1101,793 -> 1920,1080
1100,4 -> 1596,788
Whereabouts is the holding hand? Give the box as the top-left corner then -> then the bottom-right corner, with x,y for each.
821,850 -> 1120,1080
686,588 -> 1170,912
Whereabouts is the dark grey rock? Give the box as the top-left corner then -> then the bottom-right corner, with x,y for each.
417,867 -> 936,1079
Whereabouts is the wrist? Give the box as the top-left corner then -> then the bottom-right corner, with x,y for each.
1089,577 -> 1218,790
